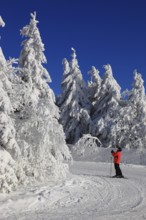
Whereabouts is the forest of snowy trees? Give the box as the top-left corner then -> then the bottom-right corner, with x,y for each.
57,49 -> 146,150
0,13 -> 146,193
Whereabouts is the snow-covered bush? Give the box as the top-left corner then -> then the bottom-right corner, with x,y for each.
70,134 -> 101,160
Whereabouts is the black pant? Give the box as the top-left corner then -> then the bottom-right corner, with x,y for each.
114,163 -> 123,176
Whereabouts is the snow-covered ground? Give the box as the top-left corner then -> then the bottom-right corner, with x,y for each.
0,151 -> 146,220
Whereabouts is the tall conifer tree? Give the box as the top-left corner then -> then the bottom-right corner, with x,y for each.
57,48 -> 92,144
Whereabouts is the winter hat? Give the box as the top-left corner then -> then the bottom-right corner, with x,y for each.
118,147 -> 122,151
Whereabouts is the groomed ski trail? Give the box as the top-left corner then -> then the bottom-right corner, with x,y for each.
0,161 -> 146,220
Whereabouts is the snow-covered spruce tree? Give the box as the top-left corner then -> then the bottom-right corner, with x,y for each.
88,66 -> 102,105
0,50 -> 20,158
0,47 -> 13,93
0,48 -> 22,192
91,64 -> 121,148
116,70 -> 146,149
57,48 -> 92,144
0,81 -> 21,192
14,12 -> 71,183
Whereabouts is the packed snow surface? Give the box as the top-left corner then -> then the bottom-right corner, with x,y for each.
0,160 -> 146,220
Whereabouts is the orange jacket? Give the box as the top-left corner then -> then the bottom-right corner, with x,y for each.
111,151 -> 122,164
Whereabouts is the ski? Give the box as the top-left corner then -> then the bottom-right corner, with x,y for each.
111,176 -> 128,179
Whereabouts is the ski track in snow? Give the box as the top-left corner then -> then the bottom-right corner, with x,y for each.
0,162 -> 146,220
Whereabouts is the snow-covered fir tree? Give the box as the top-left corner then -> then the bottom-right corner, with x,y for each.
16,12 -> 71,182
116,70 -> 146,149
57,48 -> 92,144
0,43 -> 22,101
0,82 -> 20,159
0,13 -> 71,193
0,47 -> 13,93
0,47 -> 21,193
91,64 -> 121,147
88,66 -> 102,105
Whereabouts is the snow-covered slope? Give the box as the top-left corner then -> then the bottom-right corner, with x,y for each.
0,160 -> 146,220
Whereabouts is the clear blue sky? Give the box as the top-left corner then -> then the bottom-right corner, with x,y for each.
0,0 -> 146,95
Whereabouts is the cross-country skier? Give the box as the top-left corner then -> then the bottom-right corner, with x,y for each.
111,146 -> 124,178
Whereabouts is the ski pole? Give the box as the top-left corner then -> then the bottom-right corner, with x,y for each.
110,156 -> 112,177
